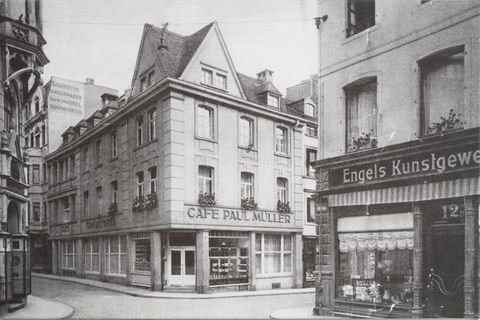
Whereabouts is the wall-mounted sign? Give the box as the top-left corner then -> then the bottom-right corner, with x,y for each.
185,205 -> 294,226
50,223 -> 72,236
329,145 -> 480,188
83,216 -> 115,231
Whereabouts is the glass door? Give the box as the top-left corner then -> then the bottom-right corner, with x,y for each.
168,247 -> 195,287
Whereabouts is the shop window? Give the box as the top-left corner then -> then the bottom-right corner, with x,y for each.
240,172 -> 254,200
305,148 -> 317,177
345,78 -> 377,152
303,238 -> 317,286
196,105 -> 214,139
133,234 -> 151,272
198,166 -> 213,195
307,197 -> 316,223
136,171 -> 144,198
105,236 -> 127,276
136,116 -> 144,146
346,0 -> 375,37
149,166 -> 157,194
336,214 -> 414,306
209,231 -> 249,286
148,109 -> 157,141
110,130 -> 117,158
32,164 -> 40,184
239,116 -> 254,148
255,234 -> 292,274
84,238 -> 100,274
420,47 -> 465,136
275,126 -> 288,154
61,240 -> 76,270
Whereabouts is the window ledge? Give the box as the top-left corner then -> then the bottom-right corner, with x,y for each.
256,273 -> 294,279
302,175 -> 316,180
238,145 -> 257,152
343,25 -> 378,45
274,152 -> 290,159
195,136 -> 218,144
134,138 -> 158,152
104,273 -> 127,278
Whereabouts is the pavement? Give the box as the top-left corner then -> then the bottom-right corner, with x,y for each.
32,272 -> 315,299
3,295 -> 74,319
270,307 -> 337,319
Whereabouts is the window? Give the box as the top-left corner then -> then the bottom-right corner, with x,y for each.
34,98 -> 40,114
59,161 -> 64,181
136,171 -> 144,198
25,136 -> 28,148
110,131 -> 117,158
70,195 -> 76,221
255,234 -> 292,274
148,109 -> 157,141
147,70 -> 154,87
62,197 -> 70,222
105,236 -> 127,275
136,116 -> 143,146
140,77 -> 147,92
41,125 -> 46,146
196,105 -> 214,139
61,240 -> 76,270
96,186 -> 103,215
347,0 -> 375,37
52,164 -> 57,184
240,172 -> 254,199
43,163 -> 47,183
83,147 -> 89,172
84,238 -> 100,274
140,71 -> 154,92
345,79 -> 377,150
275,126 -> 288,154
305,103 -> 316,117
43,201 -> 47,222
30,132 -> 33,147
133,234 -> 151,272
33,202 -> 40,222
307,197 -> 316,223
276,178 -> 288,203
202,68 -> 213,85
198,166 -> 213,194
216,74 -> 227,90
239,116 -> 254,147
268,94 -> 279,108
95,139 -> 102,166
420,47 -> 465,136
34,131 -> 40,148
32,164 -> 40,184
69,155 -> 75,178
111,181 -> 118,204
83,191 -> 89,218
149,166 -> 157,194
305,149 -> 317,177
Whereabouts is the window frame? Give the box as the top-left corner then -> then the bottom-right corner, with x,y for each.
202,68 -> 214,86
306,196 -> 316,223
32,164 -> 40,184
148,166 -> 157,194
305,148 -> 317,177
84,238 -> 100,274
136,116 -> 144,146
148,109 -> 157,141
111,181 -> 118,204
346,0 -> 376,38
267,94 -> 280,108
239,116 -> 254,148
275,125 -> 289,155
255,234 -> 293,275
198,165 -> 214,195
196,105 -> 215,140
240,172 -> 254,200
61,240 -> 76,270
276,177 -> 288,204
110,130 -> 117,158
105,236 -> 127,276
136,171 -> 144,198
95,139 -> 102,166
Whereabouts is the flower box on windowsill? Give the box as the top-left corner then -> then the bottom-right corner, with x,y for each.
426,109 -> 464,136
198,192 -> 216,207
144,192 -> 158,209
108,202 -> 118,215
347,131 -> 378,153
277,200 -> 291,213
132,196 -> 144,212
241,197 -> 258,210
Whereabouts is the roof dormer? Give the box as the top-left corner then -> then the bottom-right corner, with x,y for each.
61,126 -> 75,145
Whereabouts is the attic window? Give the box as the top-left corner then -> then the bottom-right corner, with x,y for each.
202,69 -> 213,86
305,103 -> 316,117
268,94 -> 279,108
202,66 -> 228,91
140,70 -> 155,92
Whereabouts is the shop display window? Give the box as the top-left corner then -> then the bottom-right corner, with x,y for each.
84,238 -> 100,274
337,245 -> 413,306
61,240 -> 76,270
133,233 -> 151,272
209,231 -> 249,286
255,233 -> 292,275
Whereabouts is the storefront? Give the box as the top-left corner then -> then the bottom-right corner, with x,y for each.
313,128 -> 479,318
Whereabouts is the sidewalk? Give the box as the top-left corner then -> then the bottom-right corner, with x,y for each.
33,272 -> 315,299
270,307 -> 337,319
3,296 -> 74,319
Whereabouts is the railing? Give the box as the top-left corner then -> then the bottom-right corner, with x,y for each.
6,177 -> 27,195
0,16 -> 46,47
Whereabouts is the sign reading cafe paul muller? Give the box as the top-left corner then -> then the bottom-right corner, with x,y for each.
330,144 -> 480,187
185,205 -> 293,225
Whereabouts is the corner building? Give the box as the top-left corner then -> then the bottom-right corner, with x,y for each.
47,22 -> 315,292
313,1 -> 480,317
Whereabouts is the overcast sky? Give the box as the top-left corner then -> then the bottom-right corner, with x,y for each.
42,0 -> 318,95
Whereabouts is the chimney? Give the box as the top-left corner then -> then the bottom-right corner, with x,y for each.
257,69 -> 274,83
85,78 -> 95,85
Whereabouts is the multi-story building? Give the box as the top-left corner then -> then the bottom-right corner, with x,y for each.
286,77 -> 319,288
46,22 -> 317,293
313,1 -> 480,317
23,77 -> 117,273
0,0 -> 48,314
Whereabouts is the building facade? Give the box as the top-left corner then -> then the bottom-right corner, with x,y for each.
0,0 -> 48,314
23,77 -> 117,273
313,1 -> 480,318
46,22 -> 316,292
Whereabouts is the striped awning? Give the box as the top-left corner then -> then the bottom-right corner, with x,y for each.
328,176 -> 480,207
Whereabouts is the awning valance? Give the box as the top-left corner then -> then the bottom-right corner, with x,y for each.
338,231 -> 414,252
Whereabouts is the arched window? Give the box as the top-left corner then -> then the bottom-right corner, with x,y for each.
304,103 -> 316,117
196,105 -> 214,139
240,172 -> 254,199
275,126 -> 288,154
276,178 -> 288,203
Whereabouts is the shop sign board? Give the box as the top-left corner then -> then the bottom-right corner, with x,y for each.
329,144 -> 480,188
185,205 -> 294,226
82,216 -> 115,232
50,223 -> 75,236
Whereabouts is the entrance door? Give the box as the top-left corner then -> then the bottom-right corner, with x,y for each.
168,247 -> 195,287
429,225 -> 464,317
